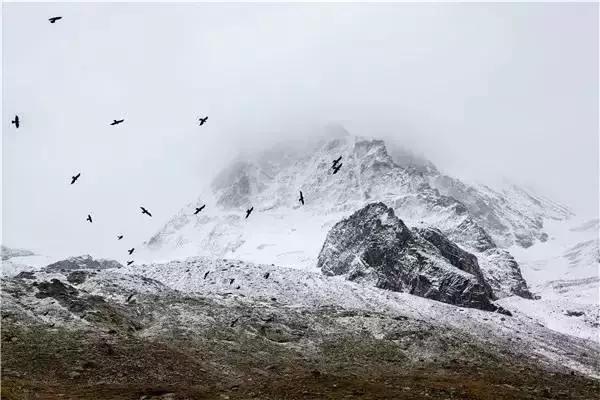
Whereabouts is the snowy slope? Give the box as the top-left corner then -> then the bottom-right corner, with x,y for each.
512,218 -> 599,305
491,218 -> 599,342
117,256 -> 598,371
142,131 -> 573,301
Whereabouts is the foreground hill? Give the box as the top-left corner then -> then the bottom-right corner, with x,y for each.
2,256 -> 598,399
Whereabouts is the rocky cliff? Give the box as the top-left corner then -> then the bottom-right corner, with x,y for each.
317,203 -> 505,312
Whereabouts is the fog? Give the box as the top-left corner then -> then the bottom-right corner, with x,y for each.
3,3 -> 598,259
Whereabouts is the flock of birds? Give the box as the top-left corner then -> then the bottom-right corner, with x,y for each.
9,15 -> 345,266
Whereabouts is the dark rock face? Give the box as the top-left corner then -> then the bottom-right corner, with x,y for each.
413,227 -> 495,299
15,271 -> 36,280
317,203 -> 502,313
67,271 -> 90,285
44,255 -> 122,273
35,279 -> 79,302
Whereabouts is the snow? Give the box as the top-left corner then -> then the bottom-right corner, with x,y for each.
1,254 -> 62,277
116,256 -> 599,377
498,296 -> 599,343
511,217 -> 599,305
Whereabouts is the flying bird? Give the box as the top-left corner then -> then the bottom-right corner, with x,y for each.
229,278 -> 235,285
86,214 -> 93,223
332,156 -> 342,167
128,248 -> 135,255
127,260 -> 134,266
70,173 -> 81,185
230,317 -> 239,327
245,207 -> 254,219
110,119 -> 124,126
126,293 -> 135,303
198,116 -> 208,126
298,191 -> 304,206
140,207 -> 152,217
117,235 -> 124,240
332,163 -> 343,175
11,115 -> 19,128
203,271 -> 210,279
194,205 -> 206,215
48,16 -> 62,23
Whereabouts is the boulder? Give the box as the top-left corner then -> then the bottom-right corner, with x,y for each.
317,203 -> 504,313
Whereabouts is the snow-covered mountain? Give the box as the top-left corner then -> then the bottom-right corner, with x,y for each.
143,129 -> 573,301
3,130 -> 598,397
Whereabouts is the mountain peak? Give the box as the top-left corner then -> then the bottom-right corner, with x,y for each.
146,128 -> 573,271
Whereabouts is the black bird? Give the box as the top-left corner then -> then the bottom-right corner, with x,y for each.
263,272 -> 270,279
140,207 -> 152,217
128,248 -> 135,255
332,156 -> 342,167
117,235 -> 124,240
203,271 -> 210,279
332,163 -> 343,175
298,191 -> 304,206
229,278 -> 235,285
194,205 -> 206,215
245,207 -> 254,219
198,116 -> 208,126
70,173 -> 81,184
48,16 -> 62,23
126,293 -> 135,303
86,214 -> 92,223
127,260 -> 134,266
230,317 -> 239,327
11,115 -> 19,128
110,119 -> 124,126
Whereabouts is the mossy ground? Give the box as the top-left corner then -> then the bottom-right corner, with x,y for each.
2,322 -> 598,400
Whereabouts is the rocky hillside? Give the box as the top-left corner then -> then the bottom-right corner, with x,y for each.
2,255 -> 598,399
317,203 -> 502,312
44,255 -> 123,272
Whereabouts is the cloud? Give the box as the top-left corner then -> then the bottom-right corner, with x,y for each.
3,3 -> 597,258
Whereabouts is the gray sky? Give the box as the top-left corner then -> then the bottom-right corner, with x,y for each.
2,3 -> 598,259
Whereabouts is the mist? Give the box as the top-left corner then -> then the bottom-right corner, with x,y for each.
3,3 -> 598,260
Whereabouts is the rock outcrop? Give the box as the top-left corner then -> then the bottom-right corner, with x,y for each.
477,249 -> 533,299
317,203 -> 505,313
413,227 -> 495,299
44,255 -> 123,273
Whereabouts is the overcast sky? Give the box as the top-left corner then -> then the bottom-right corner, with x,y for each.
3,3 -> 598,259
